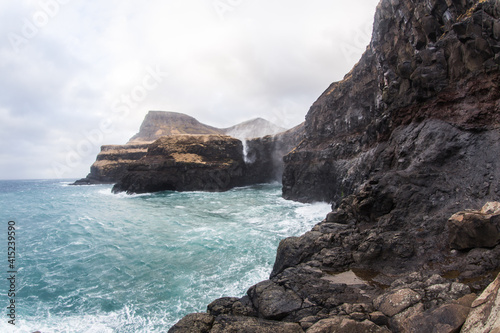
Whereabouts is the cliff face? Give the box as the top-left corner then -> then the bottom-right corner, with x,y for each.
72,144 -> 149,185
171,0 -> 500,332
112,135 -> 247,194
283,0 -> 500,204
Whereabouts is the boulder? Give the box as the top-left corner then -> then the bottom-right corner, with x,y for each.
374,288 -> 422,317
448,202 -> 500,250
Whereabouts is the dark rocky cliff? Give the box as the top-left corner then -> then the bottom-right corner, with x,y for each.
171,0 -> 500,331
283,0 -> 500,204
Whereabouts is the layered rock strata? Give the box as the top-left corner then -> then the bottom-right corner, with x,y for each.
72,144 -> 149,185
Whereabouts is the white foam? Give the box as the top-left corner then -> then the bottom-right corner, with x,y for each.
97,188 -> 152,198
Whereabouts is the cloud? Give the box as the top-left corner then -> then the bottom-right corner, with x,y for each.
0,0 -> 379,180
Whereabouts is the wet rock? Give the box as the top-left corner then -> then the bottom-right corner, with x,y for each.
168,313 -> 214,333
461,273 -> 500,332
448,202 -> 500,250
210,315 -> 304,333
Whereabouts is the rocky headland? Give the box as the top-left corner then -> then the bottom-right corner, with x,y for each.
74,111 -> 301,189
170,0 -> 500,332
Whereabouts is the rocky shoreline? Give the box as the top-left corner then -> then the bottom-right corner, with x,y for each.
170,0 -> 500,331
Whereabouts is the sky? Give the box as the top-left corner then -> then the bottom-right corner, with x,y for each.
0,0 -> 379,180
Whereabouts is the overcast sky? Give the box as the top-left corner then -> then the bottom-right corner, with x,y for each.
0,0 -> 379,180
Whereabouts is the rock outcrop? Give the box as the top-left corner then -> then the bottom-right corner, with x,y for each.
171,0 -> 500,331
111,135 -> 247,194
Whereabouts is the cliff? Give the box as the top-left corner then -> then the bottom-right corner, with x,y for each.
171,0 -> 500,331
112,135 -> 247,194
72,143 -> 149,185
74,112 -> 297,187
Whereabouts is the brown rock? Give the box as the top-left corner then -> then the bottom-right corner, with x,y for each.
448,202 -> 500,250
461,273 -> 500,332
374,288 -> 422,317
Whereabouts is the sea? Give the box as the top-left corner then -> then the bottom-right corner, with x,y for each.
0,179 -> 330,333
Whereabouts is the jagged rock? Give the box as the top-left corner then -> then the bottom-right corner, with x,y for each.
210,315 -> 304,333
306,317 -> 391,333
448,202 -> 500,250
461,273 -> 500,332
168,313 -> 214,333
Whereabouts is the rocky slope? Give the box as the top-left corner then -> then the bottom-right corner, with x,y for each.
74,112 -> 297,187
171,0 -> 500,331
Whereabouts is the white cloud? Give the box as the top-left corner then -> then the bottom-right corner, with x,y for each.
0,0 -> 379,179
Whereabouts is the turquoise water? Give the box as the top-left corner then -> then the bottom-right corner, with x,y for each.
0,180 -> 330,332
